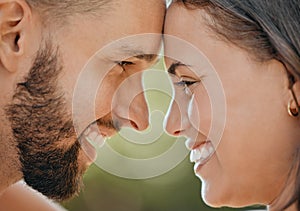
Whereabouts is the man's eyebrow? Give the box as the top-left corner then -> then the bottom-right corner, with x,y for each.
134,54 -> 157,63
113,46 -> 158,63
168,62 -> 187,75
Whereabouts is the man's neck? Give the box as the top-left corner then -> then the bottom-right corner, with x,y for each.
0,124 -> 22,194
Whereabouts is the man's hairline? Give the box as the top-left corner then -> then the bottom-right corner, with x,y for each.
27,0 -> 117,28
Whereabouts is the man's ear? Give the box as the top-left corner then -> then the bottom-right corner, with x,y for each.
0,0 -> 31,73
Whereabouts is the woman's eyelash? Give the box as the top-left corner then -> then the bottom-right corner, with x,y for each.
174,80 -> 198,87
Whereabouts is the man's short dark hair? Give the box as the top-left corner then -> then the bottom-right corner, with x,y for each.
26,0 -> 112,25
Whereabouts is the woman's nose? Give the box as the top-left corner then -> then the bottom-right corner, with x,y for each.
164,97 -> 190,136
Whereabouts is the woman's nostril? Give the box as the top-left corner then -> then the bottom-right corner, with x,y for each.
174,130 -> 181,136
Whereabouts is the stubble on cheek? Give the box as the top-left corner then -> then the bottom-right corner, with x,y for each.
4,40 -> 84,201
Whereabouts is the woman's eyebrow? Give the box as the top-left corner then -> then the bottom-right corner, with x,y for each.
167,62 -> 187,75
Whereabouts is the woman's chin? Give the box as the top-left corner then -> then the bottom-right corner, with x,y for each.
200,181 -> 226,208
200,182 -> 258,209
202,194 -> 250,209
201,187 -> 226,208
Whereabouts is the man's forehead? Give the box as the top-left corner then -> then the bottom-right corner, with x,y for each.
117,45 -> 158,57
103,39 -> 162,60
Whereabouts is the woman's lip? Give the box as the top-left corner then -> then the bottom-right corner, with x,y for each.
185,137 -> 207,150
194,159 -> 209,174
189,141 -> 215,174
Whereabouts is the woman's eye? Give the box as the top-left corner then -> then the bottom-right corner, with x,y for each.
174,76 -> 199,87
173,76 -> 200,95
174,80 -> 197,87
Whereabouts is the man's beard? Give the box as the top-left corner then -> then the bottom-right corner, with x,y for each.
5,40 -> 83,201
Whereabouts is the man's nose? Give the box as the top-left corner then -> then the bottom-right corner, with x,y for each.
128,92 -> 149,131
112,72 -> 149,131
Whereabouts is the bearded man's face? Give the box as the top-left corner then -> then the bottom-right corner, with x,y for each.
0,0 -> 164,200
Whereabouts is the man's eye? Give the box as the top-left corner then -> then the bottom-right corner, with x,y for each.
117,61 -> 134,69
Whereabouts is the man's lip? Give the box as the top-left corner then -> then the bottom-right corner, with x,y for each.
79,123 -> 115,162
80,137 -> 97,164
82,120 -> 117,138
100,133 -> 107,137
98,127 -> 117,138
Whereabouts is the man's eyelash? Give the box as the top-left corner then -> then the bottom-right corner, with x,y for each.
115,61 -> 134,71
117,61 -> 134,66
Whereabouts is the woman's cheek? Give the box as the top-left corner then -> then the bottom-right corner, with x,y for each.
188,88 -> 212,136
188,95 -> 200,132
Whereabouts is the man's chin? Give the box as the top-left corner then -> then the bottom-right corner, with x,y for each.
24,173 -> 84,201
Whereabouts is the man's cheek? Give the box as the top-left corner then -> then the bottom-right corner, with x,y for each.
95,83 -> 116,115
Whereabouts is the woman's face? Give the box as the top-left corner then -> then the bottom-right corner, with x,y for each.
164,3 -> 299,208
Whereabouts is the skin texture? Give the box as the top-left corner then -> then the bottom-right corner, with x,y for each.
164,2 -> 300,209
0,181 -> 66,211
0,0 -> 165,202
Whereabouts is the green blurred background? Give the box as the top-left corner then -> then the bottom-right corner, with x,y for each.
61,60 -> 265,211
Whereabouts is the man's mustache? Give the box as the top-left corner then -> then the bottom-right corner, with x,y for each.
96,118 -> 120,132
